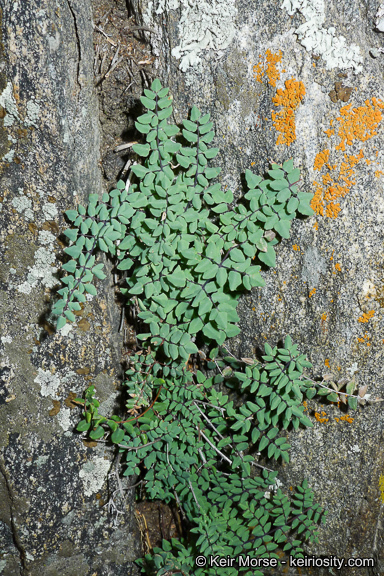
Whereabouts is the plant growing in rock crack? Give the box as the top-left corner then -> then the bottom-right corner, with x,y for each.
52,78 -> 371,575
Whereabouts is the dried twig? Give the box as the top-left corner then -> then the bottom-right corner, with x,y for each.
121,157 -> 132,175
114,142 -> 138,152
104,44 -> 123,78
123,81 -> 134,95
93,24 -> 117,46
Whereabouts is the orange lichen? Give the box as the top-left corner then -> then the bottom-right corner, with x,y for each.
310,183 -> 325,216
324,359 -> 330,367
314,149 -> 330,171
325,202 -> 341,218
254,61 -> 264,83
335,99 -> 384,152
358,310 -> 375,323
335,263 -> 341,271
375,170 -> 384,177
271,79 -> 306,146
309,288 -> 316,298
265,49 -> 283,87
311,151 -> 364,218
313,98 -> 384,218
321,313 -> 327,321
335,414 -> 354,423
357,332 -> 370,344
292,244 -> 300,251
340,414 -> 354,423
254,49 -> 283,87
345,150 -> 364,168
321,173 -> 333,186
315,411 -> 329,423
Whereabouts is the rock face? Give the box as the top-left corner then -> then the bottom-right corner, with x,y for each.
0,2 -> 139,575
2,0 -> 384,575
130,0 -> 384,573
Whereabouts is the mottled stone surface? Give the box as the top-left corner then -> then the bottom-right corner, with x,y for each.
0,2 -> 139,575
2,0 -> 384,574
130,0 -> 384,573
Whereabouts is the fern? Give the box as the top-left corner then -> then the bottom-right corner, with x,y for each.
54,78 -> 338,575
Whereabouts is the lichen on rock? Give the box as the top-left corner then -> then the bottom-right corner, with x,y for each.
144,0 -> 237,72
280,0 -> 363,73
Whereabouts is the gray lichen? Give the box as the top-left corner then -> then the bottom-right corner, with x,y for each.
376,2 -> 384,32
42,202 -> 58,220
25,100 -> 41,128
3,149 -> 15,162
144,0 -> 237,72
17,230 -> 58,294
34,368 -> 61,398
79,458 -> 112,497
11,190 -> 34,221
56,407 -> 73,431
0,82 -> 20,126
280,0 -> 364,73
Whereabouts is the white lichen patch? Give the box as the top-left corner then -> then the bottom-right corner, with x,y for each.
12,190 -> 34,221
301,246 -> 327,286
34,368 -> 61,398
346,364 -> 358,378
25,100 -> 41,128
35,455 -> 49,467
3,150 -> 15,162
17,230 -> 58,294
376,2 -> 384,32
0,82 -> 20,126
145,0 -> 237,72
61,370 -> 78,384
42,201 -> 58,220
359,279 -> 376,302
244,110 -> 262,131
56,406 -> 72,431
280,0 -> 363,73
38,230 -> 56,246
59,323 -> 73,337
79,458 -> 111,497
47,30 -> 60,51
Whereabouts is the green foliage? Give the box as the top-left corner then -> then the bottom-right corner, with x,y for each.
137,477 -> 323,575
54,79 -> 313,361
52,78 -> 353,575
